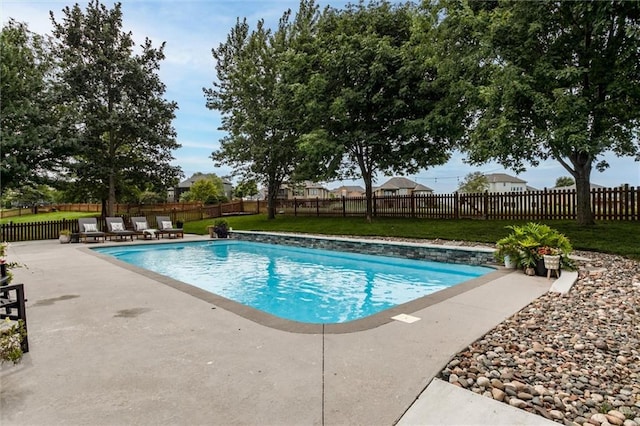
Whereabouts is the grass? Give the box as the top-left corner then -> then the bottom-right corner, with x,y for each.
0,211 -> 98,224
4,211 -> 637,259
183,215 -> 640,260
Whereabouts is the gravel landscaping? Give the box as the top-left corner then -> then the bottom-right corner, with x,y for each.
439,251 -> 640,426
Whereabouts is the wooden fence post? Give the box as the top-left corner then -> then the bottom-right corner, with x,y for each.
342,196 -> 346,218
483,191 -> 489,220
454,192 -> 459,220
373,195 -> 377,218
316,197 -> 320,217
410,193 -> 415,218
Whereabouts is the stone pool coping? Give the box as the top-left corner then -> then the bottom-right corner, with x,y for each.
86,231 -> 507,334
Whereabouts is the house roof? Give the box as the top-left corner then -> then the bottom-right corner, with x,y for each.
305,182 -> 328,190
414,183 -> 433,192
378,177 -> 433,192
485,173 -> 527,184
178,174 -> 232,188
331,185 -> 365,193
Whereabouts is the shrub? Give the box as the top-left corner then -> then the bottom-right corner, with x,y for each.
496,223 -> 575,270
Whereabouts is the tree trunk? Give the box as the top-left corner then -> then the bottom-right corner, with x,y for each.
574,171 -> 594,225
568,151 -> 595,225
266,181 -> 279,220
107,171 -> 116,217
364,175 -> 374,223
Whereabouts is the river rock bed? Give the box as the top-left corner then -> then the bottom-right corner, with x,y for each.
438,251 -> 640,425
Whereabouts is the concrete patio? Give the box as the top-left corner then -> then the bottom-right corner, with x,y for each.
1,236 -> 557,425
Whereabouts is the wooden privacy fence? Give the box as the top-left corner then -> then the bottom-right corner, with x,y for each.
278,186 -> 639,221
0,208 -> 33,219
0,200 -> 246,242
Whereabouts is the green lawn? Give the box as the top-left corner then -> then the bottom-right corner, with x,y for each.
4,212 -> 636,259
0,211 -> 98,224
184,215 -> 640,260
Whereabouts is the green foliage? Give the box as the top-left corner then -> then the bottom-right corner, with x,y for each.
555,177 -> 574,188
457,172 -> 489,193
1,20 -> 68,193
50,1 -> 182,216
496,223 -> 574,270
205,1 -> 318,219
181,179 -> 224,204
234,179 -> 258,199
297,1 -> 455,221
435,0 -> 640,225
212,218 -> 229,238
2,184 -> 56,207
138,190 -> 166,204
0,319 -> 27,364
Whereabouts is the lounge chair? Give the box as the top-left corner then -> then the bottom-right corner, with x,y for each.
77,217 -> 106,243
131,216 -> 159,240
105,217 -> 135,241
156,216 -> 184,239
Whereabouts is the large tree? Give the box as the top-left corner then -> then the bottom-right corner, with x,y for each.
457,172 -> 489,193
297,1 -> 456,221
50,1 -> 181,216
205,1 -> 318,219
436,0 -> 640,225
0,20 -> 68,193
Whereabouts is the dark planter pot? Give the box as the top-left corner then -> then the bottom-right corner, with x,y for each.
534,258 -> 547,277
214,228 -> 229,238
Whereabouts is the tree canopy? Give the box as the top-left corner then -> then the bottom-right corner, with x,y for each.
204,1 -> 318,219
50,1 -> 181,216
295,1 -> 456,221
457,172 -> 489,193
435,0 -> 640,224
0,20 -> 69,193
554,176 -> 575,188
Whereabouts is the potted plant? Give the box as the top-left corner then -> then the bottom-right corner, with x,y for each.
539,246 -> 561,275
496,223 -> 574,276
494,239 -> 520,269
59,229 -> 72,244
212,219 -> 229,239
0,318 -> 27,364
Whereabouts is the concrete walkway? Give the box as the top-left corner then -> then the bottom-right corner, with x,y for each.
2,237 -> 556,425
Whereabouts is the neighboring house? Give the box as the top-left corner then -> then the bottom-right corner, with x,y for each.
374,177 -> 434,197
171,173 -> 233,201
550,183 -> 605,191
485,173 -> 527,193
271,181 -> 331,199
273,182 -> 304,199
304,182 -> 331,199
331,185 -> 366,198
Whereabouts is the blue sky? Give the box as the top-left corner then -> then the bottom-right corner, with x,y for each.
2,0 -> 638,193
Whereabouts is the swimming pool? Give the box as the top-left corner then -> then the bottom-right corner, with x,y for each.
94,241 -> 492,324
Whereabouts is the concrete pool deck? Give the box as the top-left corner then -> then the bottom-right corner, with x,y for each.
2,236 -> 560,425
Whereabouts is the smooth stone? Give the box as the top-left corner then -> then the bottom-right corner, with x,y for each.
491,388 -> 506,402
477,376 -> 491,388
508,398 -> 527,408
549,410 -> 564,420
490,379 -> 504,390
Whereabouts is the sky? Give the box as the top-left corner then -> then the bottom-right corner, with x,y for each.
2,0 -> 639,193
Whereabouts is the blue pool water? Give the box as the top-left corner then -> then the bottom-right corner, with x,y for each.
94,241 -> 491,324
